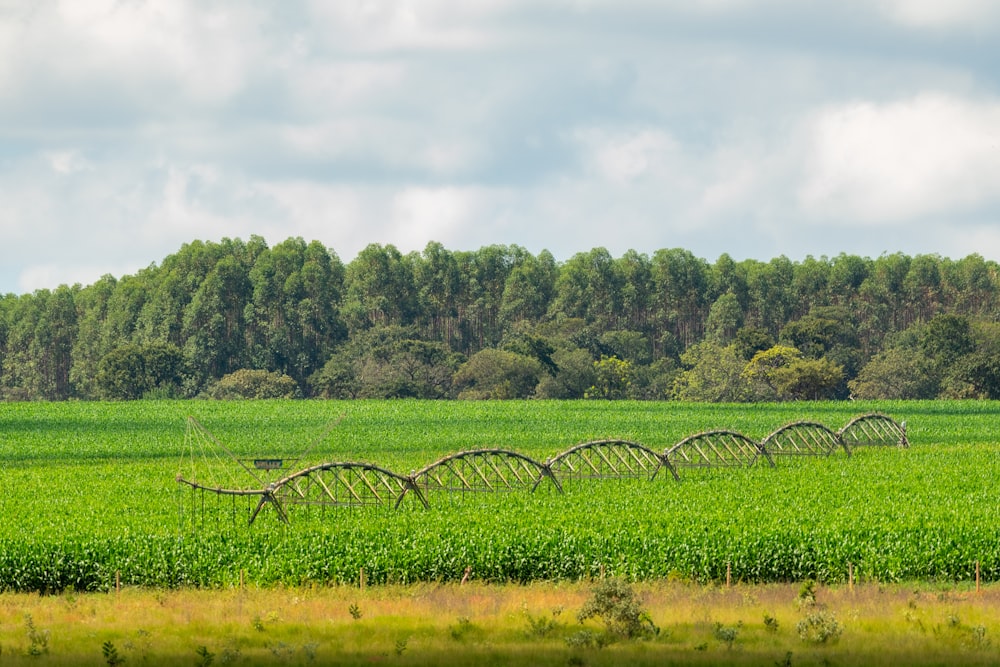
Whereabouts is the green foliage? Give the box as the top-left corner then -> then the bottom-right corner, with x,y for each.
576,578 -> 658,640
778,357 -> 845,401
449,617 -> 475,641
1,400 -> 1000,592
585,355 -> 634,399
796,611 -> 842,644
780,306 -> 860,375
763,613 -> 780,634
23,614 -> 49,657
848,348 -> 937,400
742,345 -> 804,401
453,349 -> 543,399
203,369 -> 300,399
672,342 -> 748,402
796,579 -> 817,607
713,621 -> 740,648
102,640 -> 124,666
535,347 -> 596,399
523,607 -> 561,638
705,292 -> 744,345
96,341 -> 185,400
733,326 -> 775,362
195,645 -> 215,666
6,239 -> 1000,401
565,629 -> 608,649
308,326 -> 459,399
921,314 -> 975,366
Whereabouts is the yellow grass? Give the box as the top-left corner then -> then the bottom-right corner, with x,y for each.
1,581 -> 1000,665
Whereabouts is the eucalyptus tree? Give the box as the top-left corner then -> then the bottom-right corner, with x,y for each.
499,249 -> 557,329
413,241 -> 462,347
181,255 -> 252,391
550,247 -> 624,331
342,244 -> 419,334
650,248 -> 710,350
1,286 -> 78,400
903,254 -> 944,323
69,274 -> 118,399
455,245 -> 523,352
245,237 -> 345,384
857,252 -> 911,355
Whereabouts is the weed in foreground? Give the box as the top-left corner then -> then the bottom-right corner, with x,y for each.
565,629 -> 608,650
796,610 -> 843,645
449,617 -> 475,641
24,614 -> 49,657
102,640 -> 124,666
576,578 -> 659,641
763,612 -> 780,634
713,621 -> 741,649
195,645 -> 215,666
523,604 -> 563,638
796,580 -> 817,609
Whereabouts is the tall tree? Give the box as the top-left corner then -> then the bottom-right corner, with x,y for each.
500,249 -> 558,328
182,255 -> 251,390
246,238 -> 345,384
69,275 -> 118,399
651,248 -> 710,350
342,244 -> 418,333
413,241 -> 462,346
551,247 -> 623,330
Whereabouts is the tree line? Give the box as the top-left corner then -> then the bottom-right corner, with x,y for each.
1,236 -> 999,402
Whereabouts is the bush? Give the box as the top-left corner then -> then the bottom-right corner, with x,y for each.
797,610 -> 843,644
203,369 -> 300,399
577,578 -> 658,641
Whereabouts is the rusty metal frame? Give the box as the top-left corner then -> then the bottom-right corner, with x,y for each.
839,413 -> 908,448
412,448 -> 562,494
665,429 -> 774,473
545,439 -> 669,482
276,461 -> 428,511
762,420 -> 848,457
177,412 -> 910,526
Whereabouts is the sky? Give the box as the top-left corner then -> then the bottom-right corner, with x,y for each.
1,0 -> 999,295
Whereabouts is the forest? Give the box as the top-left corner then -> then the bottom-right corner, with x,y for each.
1,236 -> 999,402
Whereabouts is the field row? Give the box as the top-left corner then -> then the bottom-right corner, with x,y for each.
1,400 -> 998,591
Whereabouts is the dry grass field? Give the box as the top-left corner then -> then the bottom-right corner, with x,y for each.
2,580 -> 1000,665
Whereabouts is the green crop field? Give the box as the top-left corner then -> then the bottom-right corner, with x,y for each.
1,400 -> 998,593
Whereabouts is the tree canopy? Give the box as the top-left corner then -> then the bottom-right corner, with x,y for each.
2,237 -> 999,401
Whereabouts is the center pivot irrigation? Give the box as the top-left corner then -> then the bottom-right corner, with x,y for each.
177,412 -> 907,526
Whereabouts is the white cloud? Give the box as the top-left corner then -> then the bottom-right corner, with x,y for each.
3,1 -> 1000,295
305,1 -> 506,52
876,0 -> 1000,29
0,1 -> 269,110
46,150 -> 91,174
574,127 -> 680,184
17,261 -> 144,294
798,93 -> 1000,224
389,187 -> 481,245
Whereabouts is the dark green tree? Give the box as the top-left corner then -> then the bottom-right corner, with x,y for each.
96,341 -> 185,400
204,369 -> 300,399
848,348 -> 937,399
672,342 -> 748,402
453,349 -> 543,399
182,255 -> 252,391
651,248 -> 710,349
342,244 -> 418,333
